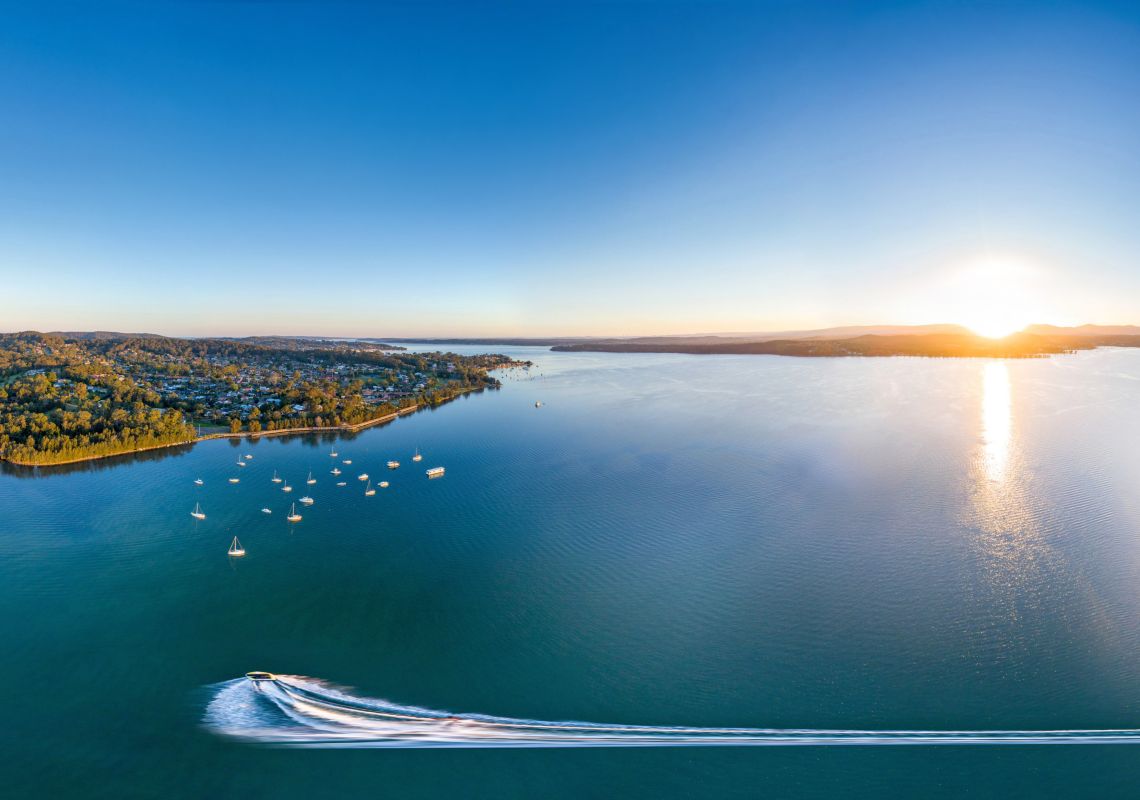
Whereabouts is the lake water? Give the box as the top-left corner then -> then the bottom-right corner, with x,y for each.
4,346 -> 1140,797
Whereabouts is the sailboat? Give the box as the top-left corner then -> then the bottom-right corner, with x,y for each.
236,458 -> 246,467
190,502 -> 206,520
329,447 -> 338,458
271,470 -> 282,484
412,448 -> 423,462
228,536 -> 246,557
306,471 -> 316,485
364,480 -> 375,497
194,478 -> 204,486
287,503 -> 302,522
282,481 -> 292,493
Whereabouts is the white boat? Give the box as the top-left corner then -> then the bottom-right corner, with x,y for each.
336,481 -> 347,486
535,400 -> 542,407
236,459 -> 246,467
194,478 -> 204,486
228,536 -> 246,557
306,471 -> 316,485
412,448 -> 423,462
343,459 -> 353,465
357,473 -> 369,481
282,481 -> 292,493
330,467 -> 341,475
387,460 -> 400,469
379,481 -> 389,488
329,448 -> 338,458
190,502 -> 206,520
286,503 -> 302,522
228,477 -> 240,484
299,496 -> 314,506
426,466 -> 445,478
245,454 -> 253,459
271,470 -> 282,483
261,508 -> 272,514
364,481 -> 375,497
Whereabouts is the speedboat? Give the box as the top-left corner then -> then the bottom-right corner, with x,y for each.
194,478 -> 204,486
261,508 -> 272,515
336,481 -> 347,486
357,473 -> 369,481
246,671 -> 276,682
228,477 -> 240,484
343,459 -> 353,465
379,481 -> 389,488
331,467 -> 341,475
299,496 -> 314,506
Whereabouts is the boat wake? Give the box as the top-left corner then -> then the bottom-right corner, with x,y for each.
202,674 -> 1140,748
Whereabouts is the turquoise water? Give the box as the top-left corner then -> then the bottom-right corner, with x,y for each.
4,346 -> 1140,797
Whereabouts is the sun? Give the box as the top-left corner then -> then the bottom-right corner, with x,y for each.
965,316 -> 1026,340
943,258 -> 1036,339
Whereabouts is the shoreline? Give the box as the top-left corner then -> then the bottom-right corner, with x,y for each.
2,392 -> 469,469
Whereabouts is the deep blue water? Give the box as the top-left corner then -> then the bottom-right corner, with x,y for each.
4,346 -> 1140,797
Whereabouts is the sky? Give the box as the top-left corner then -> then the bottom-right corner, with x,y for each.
1,0 -> 1138,338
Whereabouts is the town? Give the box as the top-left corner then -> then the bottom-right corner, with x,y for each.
0,332 -> 526,465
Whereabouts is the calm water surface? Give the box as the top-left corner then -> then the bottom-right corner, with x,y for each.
4,346 -> 1140,797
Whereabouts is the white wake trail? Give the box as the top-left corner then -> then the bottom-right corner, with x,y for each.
202,674 -> 1140,748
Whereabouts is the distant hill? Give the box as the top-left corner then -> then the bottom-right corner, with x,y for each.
552,329 -> 1140,359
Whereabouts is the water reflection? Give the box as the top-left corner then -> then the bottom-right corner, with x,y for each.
982,361 -> 1011,482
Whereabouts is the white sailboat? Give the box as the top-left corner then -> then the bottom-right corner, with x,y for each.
228,536 -> 246,557
271,470 -> 282,483
190,502 -> 206,520
364,480 -> 375,497
329,447 -> 338,458
236,459 -> 246,467
282,481 -> 292,493
412,448 -> 422,462
287,503 -> 302,522
306,471 -> 316,485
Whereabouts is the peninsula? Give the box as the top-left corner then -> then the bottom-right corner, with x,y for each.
0,332 -> 524,466
549,325 -> 1140,359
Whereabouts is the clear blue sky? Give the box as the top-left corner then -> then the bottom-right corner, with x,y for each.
2,0 -> 1138,337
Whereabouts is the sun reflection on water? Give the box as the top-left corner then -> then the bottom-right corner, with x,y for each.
982,361 -> 1011,482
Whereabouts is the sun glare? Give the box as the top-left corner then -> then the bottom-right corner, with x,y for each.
943,258 -> 1037,339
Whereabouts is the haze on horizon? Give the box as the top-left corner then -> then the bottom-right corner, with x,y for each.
1,1 -> 1138,338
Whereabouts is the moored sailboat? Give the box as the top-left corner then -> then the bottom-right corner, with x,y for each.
228,536 -> 246,557
286,503 -> 302,522
191,502 -> 206,520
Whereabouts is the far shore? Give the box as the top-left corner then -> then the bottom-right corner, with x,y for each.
3,396 -> 454,469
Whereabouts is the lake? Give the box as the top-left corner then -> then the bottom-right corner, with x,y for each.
4,345 -> 1140,797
